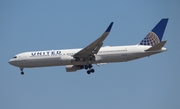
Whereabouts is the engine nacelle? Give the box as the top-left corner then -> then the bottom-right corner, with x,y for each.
66,65 -> 83,72
60,56 -> 75,65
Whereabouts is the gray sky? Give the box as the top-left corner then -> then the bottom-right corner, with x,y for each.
1,0 -> 180,109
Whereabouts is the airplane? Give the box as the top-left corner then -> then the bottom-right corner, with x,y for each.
9,18 -> 168,75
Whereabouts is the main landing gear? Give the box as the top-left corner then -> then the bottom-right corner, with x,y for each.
85,64 -> 95,74
20,68 -> 24,75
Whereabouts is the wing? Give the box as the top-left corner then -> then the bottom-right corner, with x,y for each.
73,22 -> 114,60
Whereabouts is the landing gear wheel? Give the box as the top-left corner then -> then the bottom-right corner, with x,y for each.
85,64 -> 93,70
88,64 -> 92,69
85,64 -> 94,74
86,69 -> 95,74
87,70 -> 91,74
85,65 -> 88,70
91,69 -> 95,73
21,71 -> 24,75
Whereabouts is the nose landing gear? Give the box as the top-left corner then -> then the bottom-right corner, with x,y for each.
20,68 -> 24,75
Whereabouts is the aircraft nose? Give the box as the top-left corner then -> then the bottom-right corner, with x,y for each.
9,59 -> 13,65
9,59 -> 15,65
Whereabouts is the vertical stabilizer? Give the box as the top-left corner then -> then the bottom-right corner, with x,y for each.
139,18 -> 168,46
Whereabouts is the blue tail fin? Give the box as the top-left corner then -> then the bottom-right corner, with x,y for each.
139,18 -> 168,46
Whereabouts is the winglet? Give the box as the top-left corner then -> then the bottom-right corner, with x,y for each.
105,22 -> 114,32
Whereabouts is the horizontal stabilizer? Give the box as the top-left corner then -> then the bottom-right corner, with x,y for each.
145,41 -> 167,51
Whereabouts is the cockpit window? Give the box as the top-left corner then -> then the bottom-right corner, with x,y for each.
13,56 -> 17,58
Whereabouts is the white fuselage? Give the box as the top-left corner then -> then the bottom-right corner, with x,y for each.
9,45 -> 166,68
